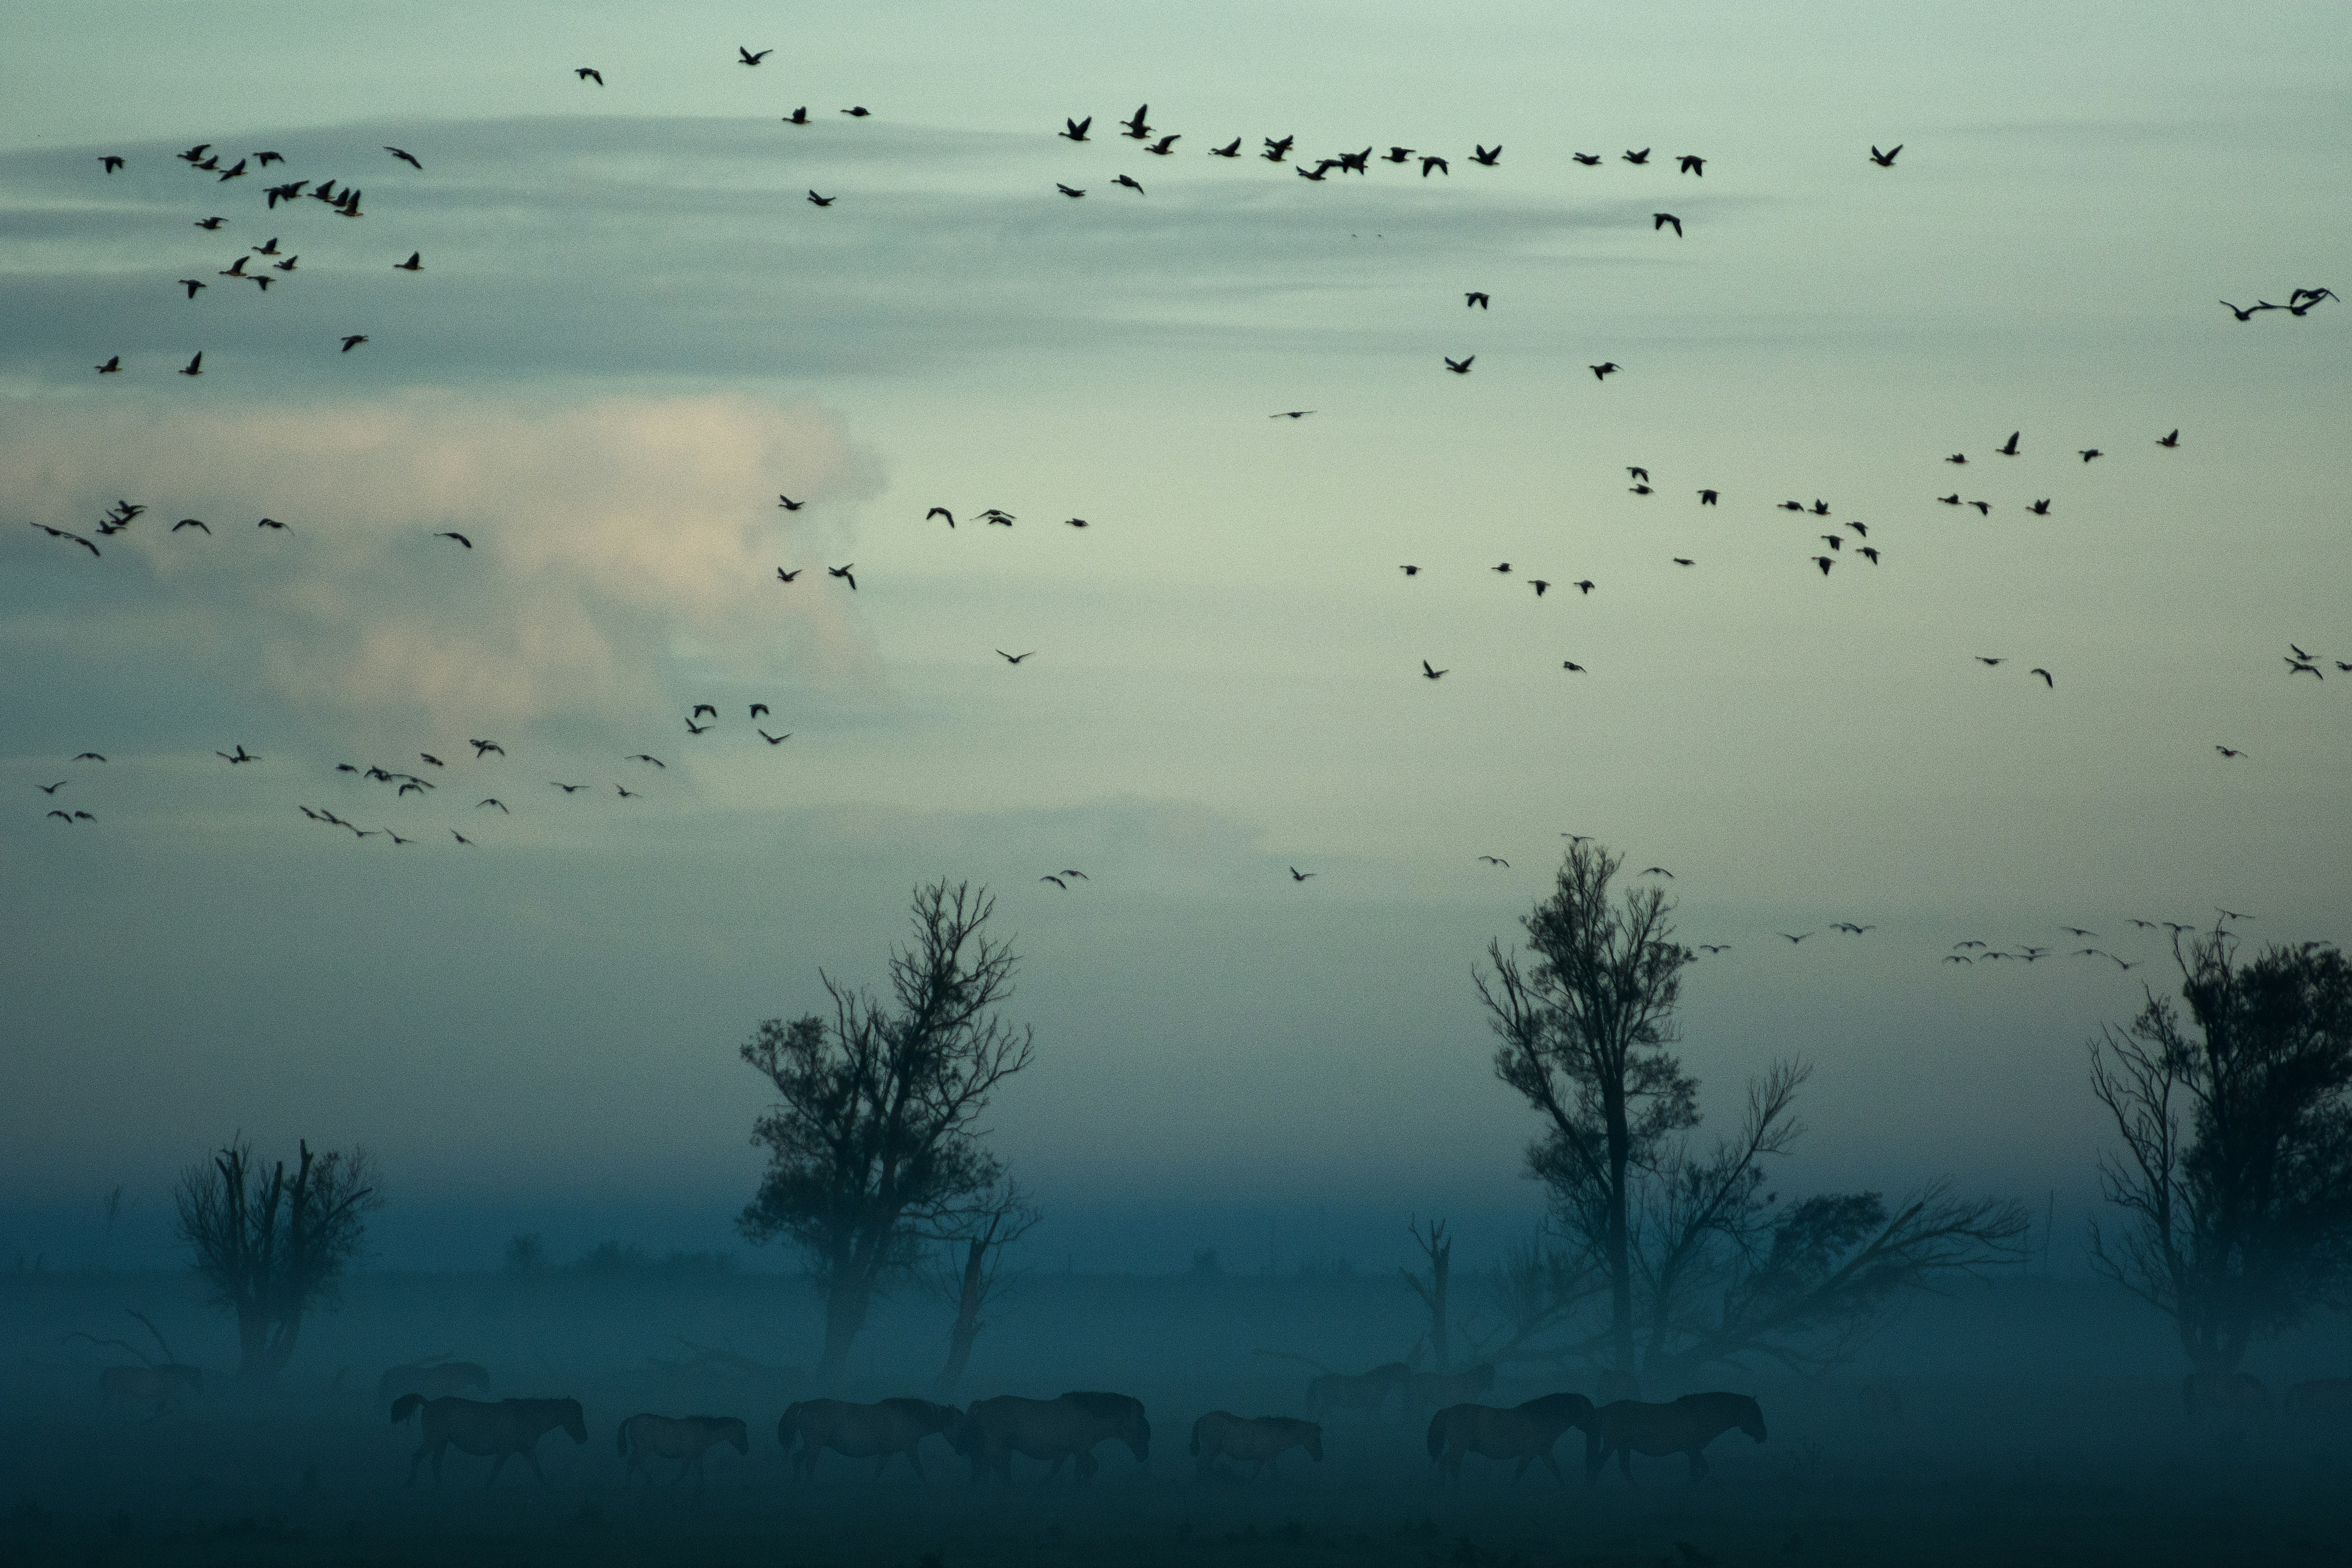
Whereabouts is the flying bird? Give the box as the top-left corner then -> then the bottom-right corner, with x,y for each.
627,754 -> 664,768
478,798 -> 508,813
1121,105 -> 1151,138
172,518 -> 208,533
73,753 -> 105,762
1779,932 -> 1813,943
1060,116 -> 1091,141
1041,875 -> 1068,890
2029,668 -> 2054,687
257,517 -> 287,529
777,494 -> 803,511
340,335 -> 368,352
1869,145 -> 1902,167
395,252 -> 421,271
1470,144 -> 1501,166
1444,355 -> 1474,373
1698,489 -> 1718,504
1289,867 -> 1315,881
1561,661 -> 1585,672
783,107 -> 809,124
95,356 -> 119,374
99,155 -> 124,173
1573,580 -> 1595,594
1146,134 -> 1178,155
1112,175 -> 1144,194
1946,453 -> 1967,465
1400,565 -> 1420,576
470,738 -> 505,757
841,106 -> 870,117
1572,153 -> 1601,166
1418,155 -> 1450,177
738,46 -> 772,64
384,147 -> 421,169
1477,855 -> 1509,867
36,782 -> 64,794
2157,429 -> 2180,447
1210,138 -> 1242,157
217,744 -> 259,764
807,191 -> 834,206
691,704 -> 717,720
2215,746 -> 2246,758
577,67 -> 603,83
759,730 -> 791,745
1812,556 -> 1834,575
180,352 -> 203,376
1270,411 -> 1314,420
828,564 -> 856,589
1641,867 -> 1674,878
179,279 -> 205,297
1653,213 -> 1682,237
750,704 -> 769,719
1997,431 -> 2021,456
1421,660 -> 1447,680
1622,148 -> 1650,164
1057,184 -> 1085,197
1590,362 -> 1619,379
1465,292 -> 1490,308
435,531 -> 471,548
996,650 -> 1036,664
2078,448 -> 2102,462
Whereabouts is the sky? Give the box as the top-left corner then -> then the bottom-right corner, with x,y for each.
2,0 -> 2346,1276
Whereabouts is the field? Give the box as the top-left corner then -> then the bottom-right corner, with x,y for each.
4,1269 -> 2348,1567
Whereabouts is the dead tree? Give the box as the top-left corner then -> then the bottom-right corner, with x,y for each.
923,1178 -> 1041,1393
1402,1217 -> 1454,1373
174,1138 -> 378,1386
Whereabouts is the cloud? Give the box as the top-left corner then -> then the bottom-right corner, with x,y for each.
0,391 -> 884,733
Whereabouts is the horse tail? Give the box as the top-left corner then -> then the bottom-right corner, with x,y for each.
1425,1410 -> 1448,1460
390,1393 -> 423,1426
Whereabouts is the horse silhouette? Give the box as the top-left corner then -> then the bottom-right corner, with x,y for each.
1191,1412 -> 1322,1479
1585,1393 -> 1766,1484
391,1394 -> 586,1486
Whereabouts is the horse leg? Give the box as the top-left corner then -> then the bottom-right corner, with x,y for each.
1539,1449 -> 1566,1487
1075,1449 -> 1100,1486
908,1448 -> 928,1483
524,1445 -> 548,1486
487,1451 -> 509,1488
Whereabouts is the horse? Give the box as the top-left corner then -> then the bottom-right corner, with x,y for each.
1304,1362 -> 1410,1421
617,1413 -> 748,1485
955,1392 -> 1150,1486
2286,1379 -> 2352,1417
1190,1412 -> 1322,1479
777,1398 -> 962,1481
98,1363 -> 203,1419
1585,1393 -> 1766,1485
391,1394 -> 587,1486
1426,1393 -> 1595,1485
377,1358 -> 489,1414
1405,1363 -> 1496,1413
2183,1372 -> 2268,1416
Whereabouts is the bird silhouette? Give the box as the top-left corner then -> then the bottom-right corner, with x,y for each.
1478,855 -> 1509,867
180,352 -> 203,376
1698,489 -> 1718,504
1572,153 -> 1601,166
1041,875 -> 1068,890
384,147 -> 421,169
420,754 -> 444,767
1465,291 -> 1490,308
828,564 -> 856,589
691,704 -> 716,720
1573,580 -> 1595,594
2220,300 -> 2274,322
73,753 -> 105,762
750,704 -> 770,718
1698,944 -> 1730,954
1400,564 -> 1420,576
1210,138 -> 1242,157
1946,453 -> 1967,465
2027,500 -> 2051,516
928,507 -> 954,526
2078,448 -> 2102,462
577,67 -> 603,84
179,279 -> 205,297
685,718 -> 710,734
1420,156 -> 1448,177
1112,175 -> 1144,194
627,754 -> 664,768
996,650 -> 1036,664
1531,579 -> 1551,596
738,46 -> 772,64
1622,148 -> 1650,164
1061,116 -> 1091,141
1859,546 -> 1881,563
1996,431 -> 2021,456
1869,145 -> 1902,167
1470,144 -> 1501,166
1561,661 -> 1586,672
777,494 -> 804,511
807,191 -> 834,206
1146,134 -> 1178,155
1779,932 -> 1813,943
217,744 -> 258,763
1678,154 -> 1705,175
340,335 -> 368,352
99,155 -> 124,173
1591,362 -> 1619,380
1057,184 -> 1085,197
776,568 -> 800,582
435,531 -> 471,548
1641,867 -> 1674,878
2030,668 -> 2054,687
2214,746 -> 2246,758
478,798 -> 508,813
1653,213 -> 1682,237
95,356 -> 119,373
395,252 -> 422,271
1263,136 -> 1294,162
1270,411 -> 1314,420
37,782 -> 64,794
1289,867 -> 1314,881
1121,105 -> 1150,138
2157,428 -> 2180,447
1977,657 -> 2003,666
471,738 -> 505,757
841,106 -> 870,117
1812,556 -> 1834,575
1421,660 -> 1447,680
1444,355 -> 1474,373
783,107 -> 809,124
257,517 -> 287,530
759,730 -> 792,745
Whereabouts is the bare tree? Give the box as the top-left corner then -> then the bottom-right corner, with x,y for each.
174,1138 -> 378,1387
2089,930 -> 2352,1374
1479,843 -> 2026,1384
737,880 -> 1037,1380
921,1176 -> 1042,1393
1401,1217 -> 1454,1372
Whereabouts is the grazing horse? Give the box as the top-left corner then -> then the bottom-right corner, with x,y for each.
391,1394 -> 587,1486
99,1364 -> 203,1419
1191,1412 -> 1322,1479
2183,1372 -> 2268,1416
618,1413 -> 748,1484
377,1358 -> 489,1414
1586,1393 -> 1766,1485
956,1392 -> 1150,1485
2286,1379 -> 2352,1417
1405,1362 -> 1496,1413
1305,1362 -> 1410,1421
777,1398 -> 961,1480
1427,1393 -> 1595,1485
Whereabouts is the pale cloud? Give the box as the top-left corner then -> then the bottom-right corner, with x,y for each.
0,391 -> 885,732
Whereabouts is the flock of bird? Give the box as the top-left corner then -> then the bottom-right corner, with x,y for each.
18,43 -> 2342,974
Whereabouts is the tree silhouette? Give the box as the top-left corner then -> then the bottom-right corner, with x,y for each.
174,1138 -> 378,1387
2090,930 -> 2352,1374
737,880 -> 1036,1379
922,1175 -> 1041,1393
1479,843 -> 2024,1385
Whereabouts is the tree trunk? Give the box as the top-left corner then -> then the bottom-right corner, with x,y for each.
1604,1080 -> 1635,1378
936,1239 -> 988,1393
1429,1241 -> 1451,1374
819,1264 -> 873,1380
